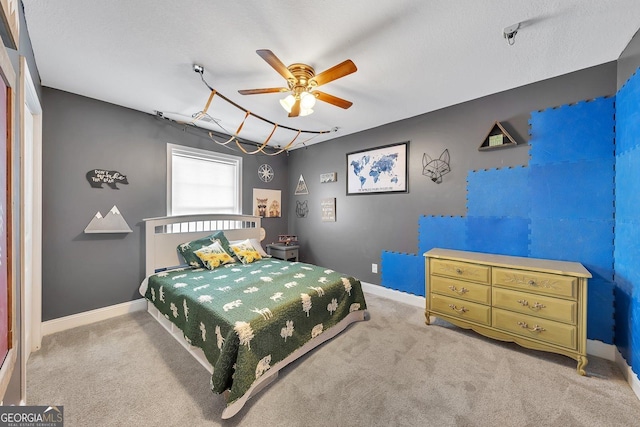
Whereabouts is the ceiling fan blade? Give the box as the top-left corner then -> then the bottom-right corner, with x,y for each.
257,49 -> 295,81
238,87 -> 288,95
310,59 -> 357,87
312,91 -> 353,109
288,98 -> 301,117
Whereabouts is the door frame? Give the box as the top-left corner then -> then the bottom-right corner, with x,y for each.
0,28 -> 16,403
19,56 -> 42,403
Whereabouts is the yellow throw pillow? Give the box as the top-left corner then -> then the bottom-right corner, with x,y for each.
231,239 -> 263,264
194,241 -> 235,270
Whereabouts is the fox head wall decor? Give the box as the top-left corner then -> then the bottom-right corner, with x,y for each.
422,149 -> 451,184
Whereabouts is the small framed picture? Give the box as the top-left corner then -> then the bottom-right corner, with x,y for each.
320,172 -> 337,183
321,198 -> 336,222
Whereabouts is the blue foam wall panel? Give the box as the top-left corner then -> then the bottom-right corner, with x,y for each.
614,147 -> 640,221
587,279 -> 615,344
529,218 -> 614,281
381,251 -> 425,296
418,215 -> 467,254
465,217 -> 530,257
528,161 -> 614,221
613,220 -> 640,290
466,166 -> 530,218
616,70 -> 640,155
615,67 -> 640,379
529,97 -> 615,165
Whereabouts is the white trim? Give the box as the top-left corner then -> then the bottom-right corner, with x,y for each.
361,282 -> 425,308
19,55 -> 43,405
41,299 -> 147,336
586,339 -> 616,361
616,350 -> 640,402
166,143 -> 242,216
363,283 -> 618,361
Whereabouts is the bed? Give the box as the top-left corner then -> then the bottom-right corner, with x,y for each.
138,214 -> 368,419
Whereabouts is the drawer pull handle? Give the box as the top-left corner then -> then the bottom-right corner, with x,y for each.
518,300 -> 546,310
448,285 -> 469,295
527,279 -> 537,286
517,321 -> 545,333
530,302 -> 546,310
455,268 -> 463,274
448,304 -> 468,314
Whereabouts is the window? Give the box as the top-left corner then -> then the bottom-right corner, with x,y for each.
167,144 -> 242,215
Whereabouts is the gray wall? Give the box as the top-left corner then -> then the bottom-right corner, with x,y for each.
618,30 -> 640,89
618,27 -> 640,87
41,88 -> 289,321
287,62 -> 617,284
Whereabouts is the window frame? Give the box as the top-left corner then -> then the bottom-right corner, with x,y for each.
166,143 -> 242,216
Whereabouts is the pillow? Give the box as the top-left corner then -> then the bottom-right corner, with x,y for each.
177,231 -> 234,267
194,241 -> 235,270
230,239 -> 263,264
229,238 -> 270,258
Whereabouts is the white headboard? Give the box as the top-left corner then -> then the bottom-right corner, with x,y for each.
143,214 -> 262,276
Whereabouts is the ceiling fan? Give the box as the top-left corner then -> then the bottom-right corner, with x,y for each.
238,49 -> 357,117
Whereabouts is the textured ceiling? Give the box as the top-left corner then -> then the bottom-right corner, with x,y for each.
21,0 -> 640,149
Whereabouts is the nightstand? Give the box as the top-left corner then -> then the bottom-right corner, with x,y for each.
266,244 -> 299,262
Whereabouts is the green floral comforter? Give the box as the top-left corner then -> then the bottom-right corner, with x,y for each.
143,258 -> 368,405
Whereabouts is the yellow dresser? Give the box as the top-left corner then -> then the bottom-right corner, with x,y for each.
424,248 -> 591,375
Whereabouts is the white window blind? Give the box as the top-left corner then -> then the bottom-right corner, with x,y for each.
167,144 -> 242,215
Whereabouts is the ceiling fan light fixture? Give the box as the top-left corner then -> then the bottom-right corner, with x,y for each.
300,91 -> 317,109
299,108 -> 314,117
241,50 -> 356,117
279,94 -> 296,113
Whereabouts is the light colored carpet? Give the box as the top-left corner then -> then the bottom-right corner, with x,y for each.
27,293 -> 640,426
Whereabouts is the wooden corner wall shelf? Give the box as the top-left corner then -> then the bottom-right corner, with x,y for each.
84,205 -> 133,234
479,121 -> 517,151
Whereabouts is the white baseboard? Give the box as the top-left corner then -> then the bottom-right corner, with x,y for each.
586,339 -> 616,361
616,350 -> 640,402
361,282 -> 425,308
41,298 -> 148,336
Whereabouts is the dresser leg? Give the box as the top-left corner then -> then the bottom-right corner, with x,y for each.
577,355 -> 588,376
425,311 -> 431,325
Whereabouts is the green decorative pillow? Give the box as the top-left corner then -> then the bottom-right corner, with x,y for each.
230,239 -> 263,264
177,231 -> 234,267
194,241 -> 235,270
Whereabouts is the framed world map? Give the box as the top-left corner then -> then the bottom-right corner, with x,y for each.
346,141 -> 409,195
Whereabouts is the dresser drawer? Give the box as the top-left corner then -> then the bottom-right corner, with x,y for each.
430,294 -> 491,326
430,259 -> 490,284
492,308 -> 577,350
492,268 -> 576,299
492,288 -> 577,324
431,275 -> 491,305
